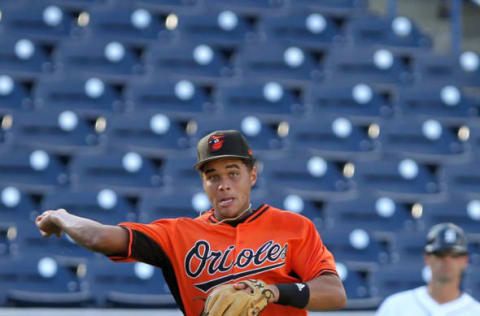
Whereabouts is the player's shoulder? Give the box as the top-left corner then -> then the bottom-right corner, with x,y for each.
379,287 -> 419,308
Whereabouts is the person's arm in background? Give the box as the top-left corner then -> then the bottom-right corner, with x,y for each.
35,208 -> 128,256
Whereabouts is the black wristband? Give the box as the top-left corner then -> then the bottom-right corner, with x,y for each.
276,283 -> 310,309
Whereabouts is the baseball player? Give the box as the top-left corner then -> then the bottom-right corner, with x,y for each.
36,130 -> 347,315
376,222 -> 480,316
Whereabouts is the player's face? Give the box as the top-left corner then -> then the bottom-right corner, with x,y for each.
201,158 -> 257,220
424,251 -> 468,284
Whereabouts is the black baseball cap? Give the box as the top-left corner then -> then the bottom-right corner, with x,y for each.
424,222 -> 468,255
194,130 -> 253,170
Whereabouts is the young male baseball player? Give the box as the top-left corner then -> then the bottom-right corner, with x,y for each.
36,130 -> 347,315
375,223 -> 480,316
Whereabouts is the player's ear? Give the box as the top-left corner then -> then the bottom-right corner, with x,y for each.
249,167 -> 257,186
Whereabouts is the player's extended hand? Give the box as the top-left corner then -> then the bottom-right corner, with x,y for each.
201,279 -> 276,316
35,209 -> 66,238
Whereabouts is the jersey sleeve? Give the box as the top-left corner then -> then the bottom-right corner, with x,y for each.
292,218 -> 338,281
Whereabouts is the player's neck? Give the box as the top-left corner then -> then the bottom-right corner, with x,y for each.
427,281 -> 461,304
213,203 -> 253,225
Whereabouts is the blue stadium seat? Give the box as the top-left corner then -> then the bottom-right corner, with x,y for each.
11,109 -> 102,154
87,5 -> 168,44
0,186 -> 37,224
203,0 -> 285,13
287,0 -> 367,13
335,262 -> 377,308
88,257 -> 175,307
0,35 -> 53,75
162,154 -> 202,191
125,77 -> 213,115
41,189 -> 134,225
0,223 -> 15,257
106,112 -> 195,155
390,230 -> 428,266
176,10 -> 256,48
0,149 -> 67,191
380,118 -> 467,160
306,82 -> 393,119
135,0 -> 199,11
257,10 -> 344,49
216,81 -> 304,117
259,152 -> 352,196
0,255 -> 91,307
346,13 -> 432,49
442,161 -> 480,195
397,84 -> 477,121
371,264 -> 426,298
323,46 -> 412,84
0,75 -> 34,111
465,267 -> 480,301
468,234 -> 480,266
137,190 -> 205,223
233,43 -> 320,82
34,75 -> 124,115
353,157 -> 440,196
69,151 -> 162,193
0,3 -> 80,42
286,116 -> 378,157
326,194 -> 419,233
54,38 -> 144,77
145,41 -> 233,81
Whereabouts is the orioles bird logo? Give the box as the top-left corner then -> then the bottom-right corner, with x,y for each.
208,135 -> 225,151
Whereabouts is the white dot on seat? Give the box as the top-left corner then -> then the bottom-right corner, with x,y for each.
375,197 -> 395,217
0,75 -> 14,96
352,84 -> 373,104
307,156 -> 327,177
284,195 -> 304,213
284,47 -> 304,68
373,49 -> 394,70
263,82 -> 283,102
134,262 -> 154,280
349,229 -> 370,250
43,6 -> 63,27
58,111 -> 78,131
422,266 -> 431,283
332,117 -> 352,138
441,86 -> 461,106
193,45 -> 213,65
422,119 -> 442,140
15,39 -> 35,60
175,80 -> 195,100
336,262 -> 348,281
398,159 -> 418,180
460,51 -> 479,72
97,189 -> 117,210
218,11 -> 238,31
105,42 -> 125,63
131,9 -> 151,29
241,116 -> 261,136
150,114 -> 170,135
467,200 -> 480,220
306,13 -> 326,34
122,152 -> 143,173
85,78 -> 105,99
30,150 -> 50,171
1,186 -> 21,208
38,257 -> 57,278
192,192 -> 210,212
392,16 -> 412,37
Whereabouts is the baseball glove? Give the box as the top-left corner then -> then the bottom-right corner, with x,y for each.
201,279 -> 274,316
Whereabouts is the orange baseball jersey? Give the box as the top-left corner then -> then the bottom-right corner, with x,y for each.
109,204 -> 338,316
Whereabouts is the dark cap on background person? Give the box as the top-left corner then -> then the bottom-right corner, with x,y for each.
194,130 -> 253,170
424,222 -> 468,255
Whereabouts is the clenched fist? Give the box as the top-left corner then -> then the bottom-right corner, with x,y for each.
35,209 -> 67,238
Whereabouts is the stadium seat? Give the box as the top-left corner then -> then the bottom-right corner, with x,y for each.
88,257 -> 175,308
34,75 -> 124,115
0,186 -> 37,224
464,267 -> 480,301
216,81 -> 304,118
176,9 -> 256,48
326,194 -> 420,233
41,189 -> 134,225
0,255 -> 91,307
106,112 -> 195,154
162,154 -> 202,191
0,223 -> 15,257
257,10 -> 344,49
0,149 -> 67,191
145,41 -> 233,81
335,262 -> 379,309
346,13 -> 432,49
323,46 -> 412,84
134,0 -> 199,11
0,75 -> 34,111
202,0 -> 285,13
287,0 -> 367,13
0,35 -> 53,75
69,151 -> 162,193
353,157 -> 440,196
397,84 -> 477,121
380,118 -> 467,160
389,230 -> 428,266
54,38 -> 145,77
442,161 -> 480,195
137,190 -> 206,223
259,152 -> 353,197
233,42 -> 320,82
285,116 -> 378,157
306,82 -> 394,119
371,264 -> 426,298
125,77 -> 214,115
11,109 -> 102,154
